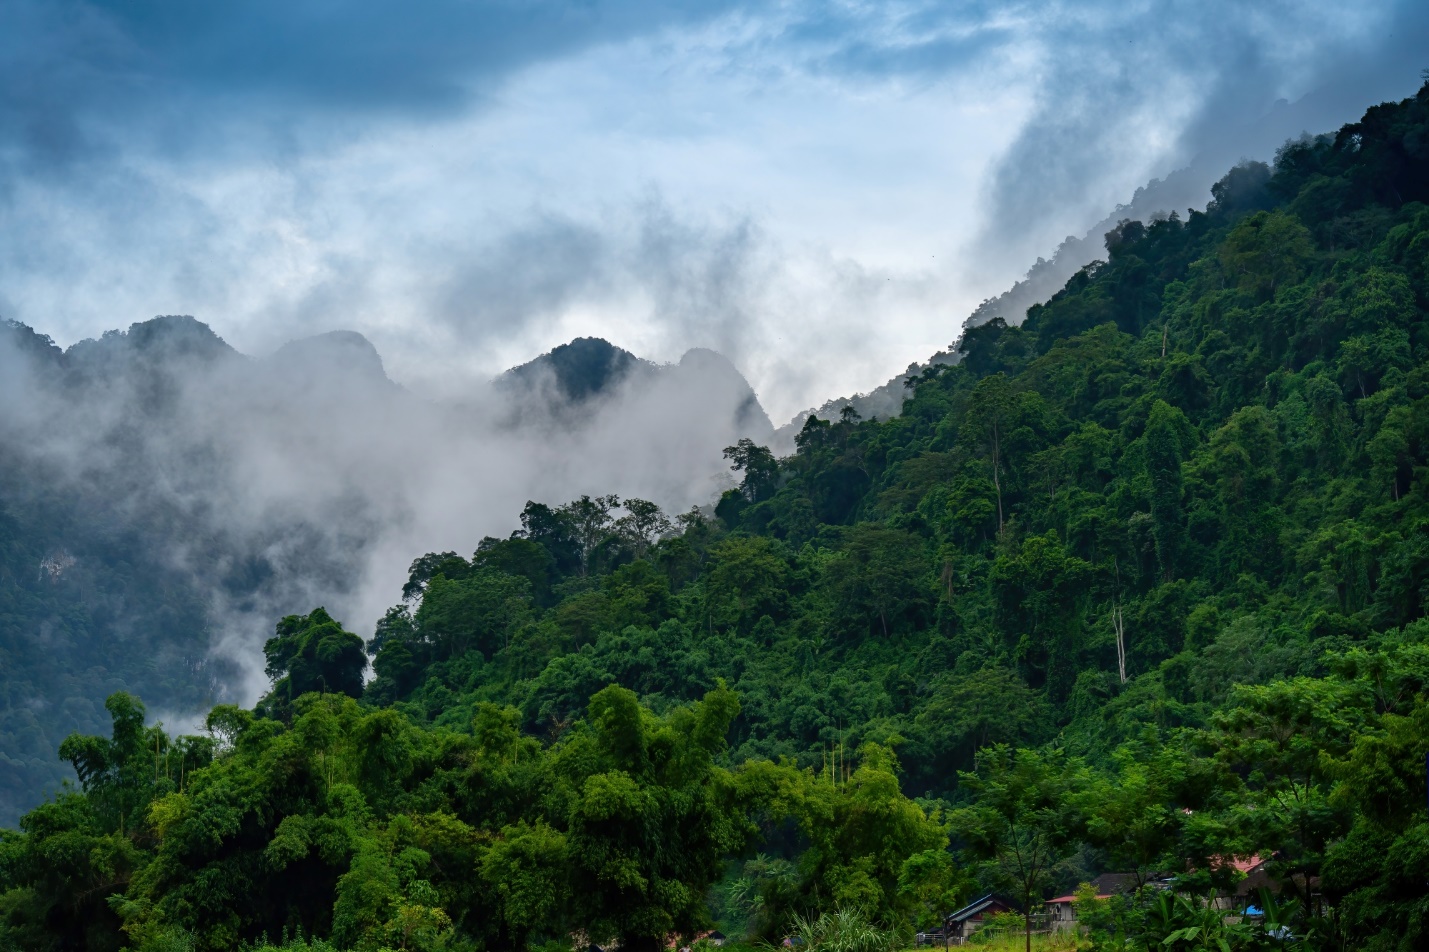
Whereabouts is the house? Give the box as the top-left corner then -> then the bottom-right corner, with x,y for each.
1044,873 -> 1144,932
1204,854 -> 1269,910
943,895 -> 1014,944
1044,894 -> 1099,931
1088,873 -> 1141,895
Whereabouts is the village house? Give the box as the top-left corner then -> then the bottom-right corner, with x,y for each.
942,895 -> 1015,945
1044,873 -> 1141,932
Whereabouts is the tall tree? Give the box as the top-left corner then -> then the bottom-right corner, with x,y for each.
1144,400 -> 1193,581
950,746 -> 1087,952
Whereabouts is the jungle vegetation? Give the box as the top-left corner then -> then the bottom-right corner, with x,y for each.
4,82 -> 1429,952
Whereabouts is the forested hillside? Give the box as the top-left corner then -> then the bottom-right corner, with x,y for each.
0,315 -> 775,828
4,83 -> 1429,952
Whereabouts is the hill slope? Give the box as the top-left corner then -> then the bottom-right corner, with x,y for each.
3,83 -> 1429,952
0,323 -> 772,826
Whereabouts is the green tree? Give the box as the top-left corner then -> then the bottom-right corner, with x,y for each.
950,746 -> 1087,952
615,498 -> 672,560
991,533 -> 1094,698
724,439 -> 779,503
262,608 -> 367,711
1205,677 -> 1371,910
416,568 -> 532,659
959,375 -> 1016,537
562,684 -> 748,952
1144,400 -> 1194,581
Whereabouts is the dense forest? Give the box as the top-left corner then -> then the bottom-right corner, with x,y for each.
4,82 -> 1429,952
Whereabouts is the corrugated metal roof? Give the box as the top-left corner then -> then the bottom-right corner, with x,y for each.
944,894 -> 1005,923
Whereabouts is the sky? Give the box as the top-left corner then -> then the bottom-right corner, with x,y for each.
2,0 -> 1427,422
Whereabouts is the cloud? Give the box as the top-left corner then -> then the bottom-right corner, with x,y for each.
2,0 -> 1426,423
0,0 -> 744,165
0,315 -> 772,710
973,0 -> 1428,265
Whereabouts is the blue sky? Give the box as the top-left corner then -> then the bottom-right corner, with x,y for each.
2,0 -> 1426,419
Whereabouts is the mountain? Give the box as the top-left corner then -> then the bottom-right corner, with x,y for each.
5,81 -> 1429,952
0,320 -> 772,825
775,83 -> 1388,447
267,329 -> 400,392
497,336 -> 654,405
496,336 -> 775,443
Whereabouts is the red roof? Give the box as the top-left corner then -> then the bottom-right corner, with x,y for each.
1215,854 -> 1265,874
1045,894 -> 1111,904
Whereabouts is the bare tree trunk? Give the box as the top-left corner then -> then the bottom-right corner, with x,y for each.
992,460 -> 1004,539
1112,558 -> 1127,684
1114,603 -> 1127,684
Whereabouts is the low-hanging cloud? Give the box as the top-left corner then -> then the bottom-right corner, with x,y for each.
0,312 -> 771,825
972,0 -> 1429,267
4,1 -> 1427,421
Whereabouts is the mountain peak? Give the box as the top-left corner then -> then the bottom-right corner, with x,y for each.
497,337 -> 655,404
65,315 -> 239,375
268,330 -> 393,386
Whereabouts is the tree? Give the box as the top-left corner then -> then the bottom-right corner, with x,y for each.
57,693 -> 168,834
959,375 -> 1017,537
1205,405 -> 1282,579
819,525 -> 931,639
415,569 -> 532,658
913,667 -> 1047,776
474,536 -> 558,605
562,684 -> 748,952
517,500 -> 582,574
262,608 -> 367,712
724,439 -> 779,503
704,536 -> 792,632
990,533 -> 1094,699
796,415 -> 833,454
1321,702 -> 1429,949
950,746 -> 1087,952
560,494 -> 622,576
1217,210 -> 1314,300
1079,746 -> 1195,887
1144,400 -> 1193,581
615,498 -> 671,560
1205,677 -> 1371,910
401,551 -> 466,601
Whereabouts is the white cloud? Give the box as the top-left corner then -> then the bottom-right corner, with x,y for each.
1,0 -> 1424,422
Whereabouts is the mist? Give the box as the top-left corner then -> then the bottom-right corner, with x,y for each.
3,0 -> 1428,827
5,2 -> 1426,425
0,315 -> 772,819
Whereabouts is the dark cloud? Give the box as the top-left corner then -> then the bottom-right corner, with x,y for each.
0,0 -> 742,164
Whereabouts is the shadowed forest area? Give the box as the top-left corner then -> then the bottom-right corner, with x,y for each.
3,82 -> 1429,952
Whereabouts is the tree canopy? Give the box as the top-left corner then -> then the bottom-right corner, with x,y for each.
5,79 -> 1429,952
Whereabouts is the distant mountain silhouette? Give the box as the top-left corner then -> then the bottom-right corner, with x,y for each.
495,336 -> 774,443
0,317 -> 778,824
268,330 -> 397,390
498,337 -> 652,404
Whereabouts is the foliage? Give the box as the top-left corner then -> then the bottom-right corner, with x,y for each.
6,80 -> 1429,952
784,909 -> 897,952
